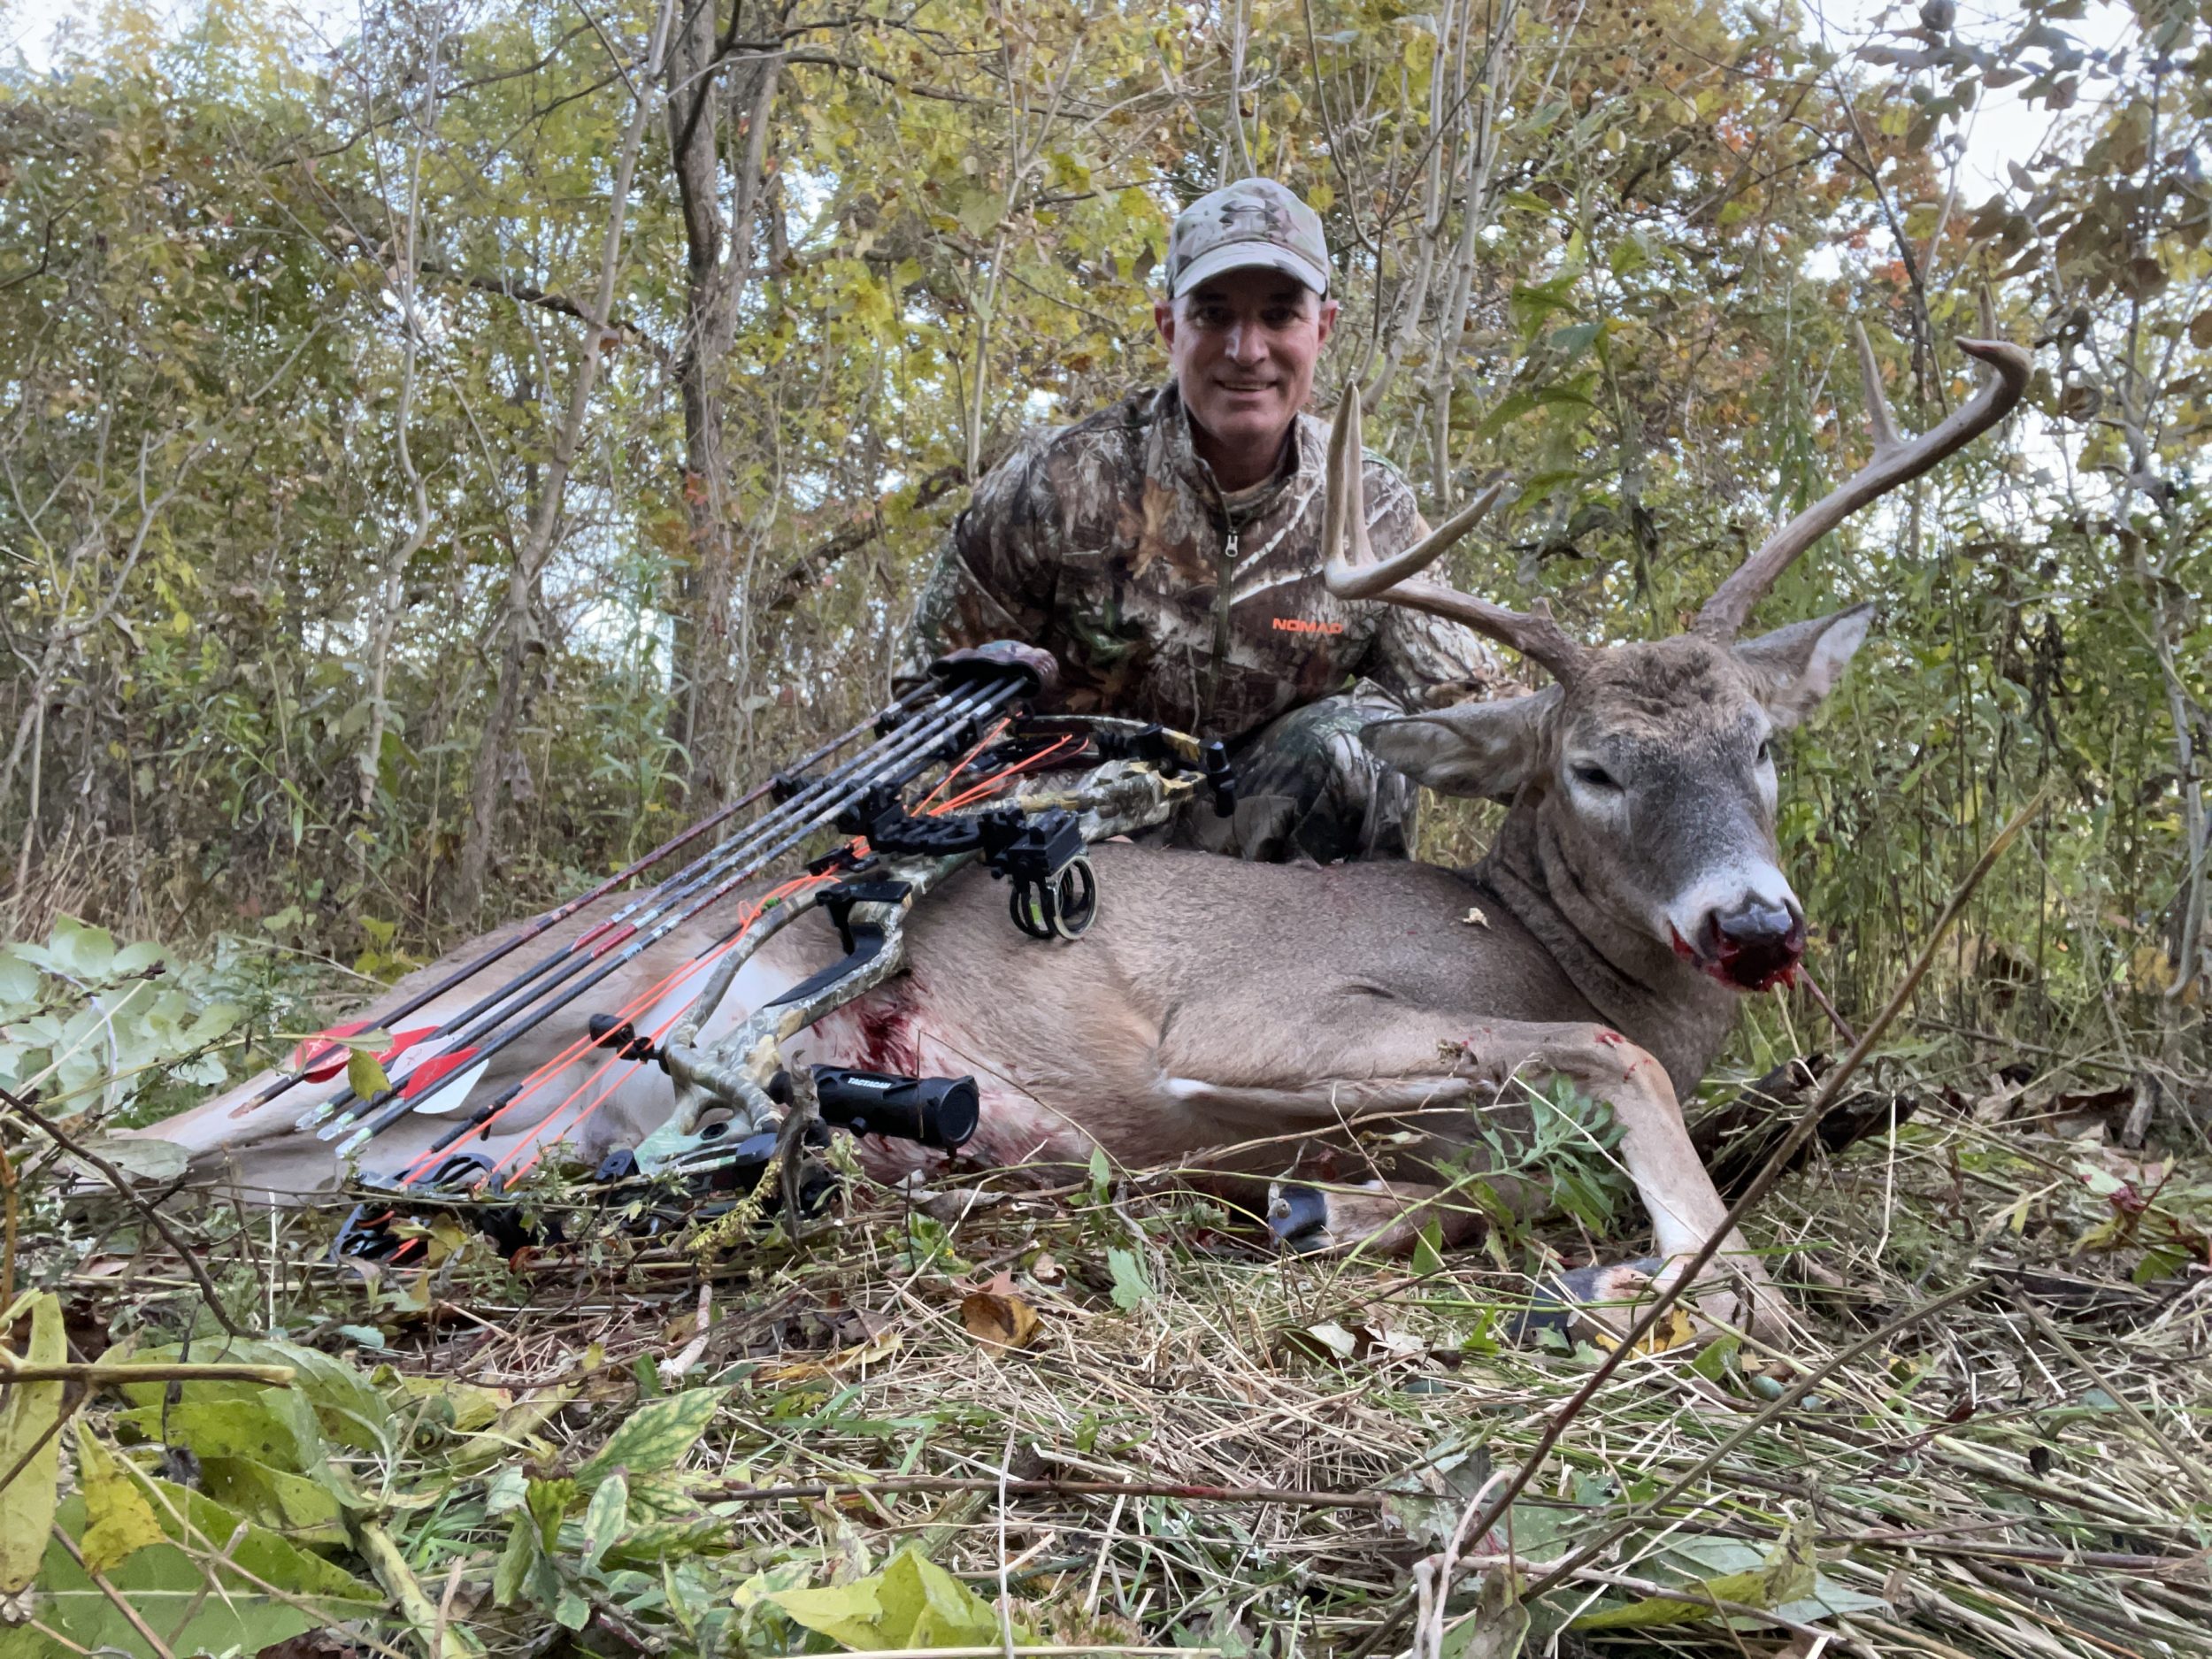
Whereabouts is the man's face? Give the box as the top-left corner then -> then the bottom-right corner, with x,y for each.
1154,269 -> 1338,463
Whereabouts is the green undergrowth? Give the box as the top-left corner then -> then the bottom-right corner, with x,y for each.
5,1057 -> 2211,1659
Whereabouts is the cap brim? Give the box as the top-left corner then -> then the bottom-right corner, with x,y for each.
1171,242 -> 1329,300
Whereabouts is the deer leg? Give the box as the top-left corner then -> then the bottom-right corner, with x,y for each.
1152,1015 -> 1787,1338
1454,1019 -> 1790,1340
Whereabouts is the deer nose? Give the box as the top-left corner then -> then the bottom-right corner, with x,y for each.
1701,900 -> 1805,991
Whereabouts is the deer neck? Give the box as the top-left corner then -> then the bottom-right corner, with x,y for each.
1473,805 -> 1741,1094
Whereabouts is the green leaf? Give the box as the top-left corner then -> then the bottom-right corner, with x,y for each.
1411,1219 -> 1446,1278
1106,1247 -> 1151,1311
14,1516 -> 319,1659
580,1467 -> 628,1571
484,1463 -> 529,1517
49,916 -> 117,979
1440,1566 -> 1528,1659
0,950 -> 41,1010
495,1511 -> 549,1609
63,1135 -> 190,1187
145,1476 -> 381,1602
198,1453 -> 347,1542
123,1337 -> 390,1459
115,1397 -> 315,1472
1549,320 -> 1601,362
0,1290 -> 67,1594
1571,1522 -> 1816,1629
573,1387 -> 726,1487
770,1546 -> 1007,1649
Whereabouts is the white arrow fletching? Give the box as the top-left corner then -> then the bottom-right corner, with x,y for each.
406,1057 -> 492,1117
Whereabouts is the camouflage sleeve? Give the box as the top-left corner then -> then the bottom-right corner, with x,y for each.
899,438 -> 1056,682
1356,457 -> 1501,710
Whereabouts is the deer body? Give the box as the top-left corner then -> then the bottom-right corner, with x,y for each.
138,326 -> 2032,1340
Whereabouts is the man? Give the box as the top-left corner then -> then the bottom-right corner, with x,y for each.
908,178 -> 1496,863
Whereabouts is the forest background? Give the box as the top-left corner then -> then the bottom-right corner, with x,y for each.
2,0 -> 2207,1110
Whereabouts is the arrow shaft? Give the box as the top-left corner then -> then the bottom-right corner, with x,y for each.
300,681 -> 989,1132
334,677 -> 1026,1148
244,686 -> 930,1117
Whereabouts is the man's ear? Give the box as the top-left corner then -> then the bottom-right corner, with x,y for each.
1734,603 -> 1873,728
1315,296 -> 1340,348
1153,298 -> 1177,349
1363,688 -> 1556,800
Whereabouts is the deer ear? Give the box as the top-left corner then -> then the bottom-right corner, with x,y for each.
1736,603 -> 1872,728
1363,689 -> 1556,801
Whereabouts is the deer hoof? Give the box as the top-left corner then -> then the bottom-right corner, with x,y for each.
1266,1181 -> 1335,1254
1511,1258 -> 1665,1347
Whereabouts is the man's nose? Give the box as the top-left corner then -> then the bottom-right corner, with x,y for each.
1223,321 -> 1267,365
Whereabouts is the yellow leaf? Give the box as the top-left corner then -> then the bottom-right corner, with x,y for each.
77,1431 -> 165,1574
347,1046 -> 391,1102
758,1330 -> 903,1384
1586,1303 -> 1697,1356
0,1290 -> 68,1593
771,1547 -> 1009,1650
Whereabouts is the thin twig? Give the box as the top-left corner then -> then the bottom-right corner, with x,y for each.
0,1359 -> 294,1386
703,1475 -> 1387,1509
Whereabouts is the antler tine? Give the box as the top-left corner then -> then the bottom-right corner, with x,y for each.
1695,324 -> 2033,638
1318,390 -> 1586,684
1854,320 -> 1903,454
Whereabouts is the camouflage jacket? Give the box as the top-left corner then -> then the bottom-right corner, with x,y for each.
907,383 -> 1497,741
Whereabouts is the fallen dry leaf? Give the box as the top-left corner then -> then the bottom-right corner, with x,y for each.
960,1272 -> 1043,1350
758,1328 -> 905,1383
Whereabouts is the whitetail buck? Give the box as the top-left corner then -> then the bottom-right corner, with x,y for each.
142,328 -> 2030,1334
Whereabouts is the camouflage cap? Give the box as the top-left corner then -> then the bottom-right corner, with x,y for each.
1164,178 -> 1330,300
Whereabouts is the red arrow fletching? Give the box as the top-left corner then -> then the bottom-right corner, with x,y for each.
290,1019 -> 374,1080
400,1048 -> 482,1101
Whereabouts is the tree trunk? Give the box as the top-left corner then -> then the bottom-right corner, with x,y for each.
666,6 -> 783,806
451,0 -> 679,920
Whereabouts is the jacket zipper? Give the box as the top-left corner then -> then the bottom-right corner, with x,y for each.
1202,516 -> 1239,726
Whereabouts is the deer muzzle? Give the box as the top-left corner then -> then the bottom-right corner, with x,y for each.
1675,898 -> 1806,992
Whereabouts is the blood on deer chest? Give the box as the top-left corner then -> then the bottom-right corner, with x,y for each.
798,981 -> 1105,1181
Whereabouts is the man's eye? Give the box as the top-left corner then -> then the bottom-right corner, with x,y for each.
1571,763 -> 1620,791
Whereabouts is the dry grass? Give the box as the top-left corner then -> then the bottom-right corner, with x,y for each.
50,1064 -> 2206,1659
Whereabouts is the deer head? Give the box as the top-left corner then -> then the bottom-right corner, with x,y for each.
1330,325 -> 2032,993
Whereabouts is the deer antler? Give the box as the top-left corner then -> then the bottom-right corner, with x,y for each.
1695,320 -> 2033,638
1319,390 -> 1587,685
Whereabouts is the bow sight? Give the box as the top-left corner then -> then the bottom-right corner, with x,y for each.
328,644 -> 1233,1265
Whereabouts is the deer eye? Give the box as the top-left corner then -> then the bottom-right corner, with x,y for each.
1755,738 -> 1774,765
1571,762 -> 1620,792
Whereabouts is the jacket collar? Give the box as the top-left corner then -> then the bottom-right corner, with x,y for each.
1146,382 -> 1319,526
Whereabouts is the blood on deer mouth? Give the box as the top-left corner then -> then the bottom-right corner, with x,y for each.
1670,925 -> 1805,993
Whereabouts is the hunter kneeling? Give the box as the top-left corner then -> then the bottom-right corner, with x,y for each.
907,177 -> 1497,864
